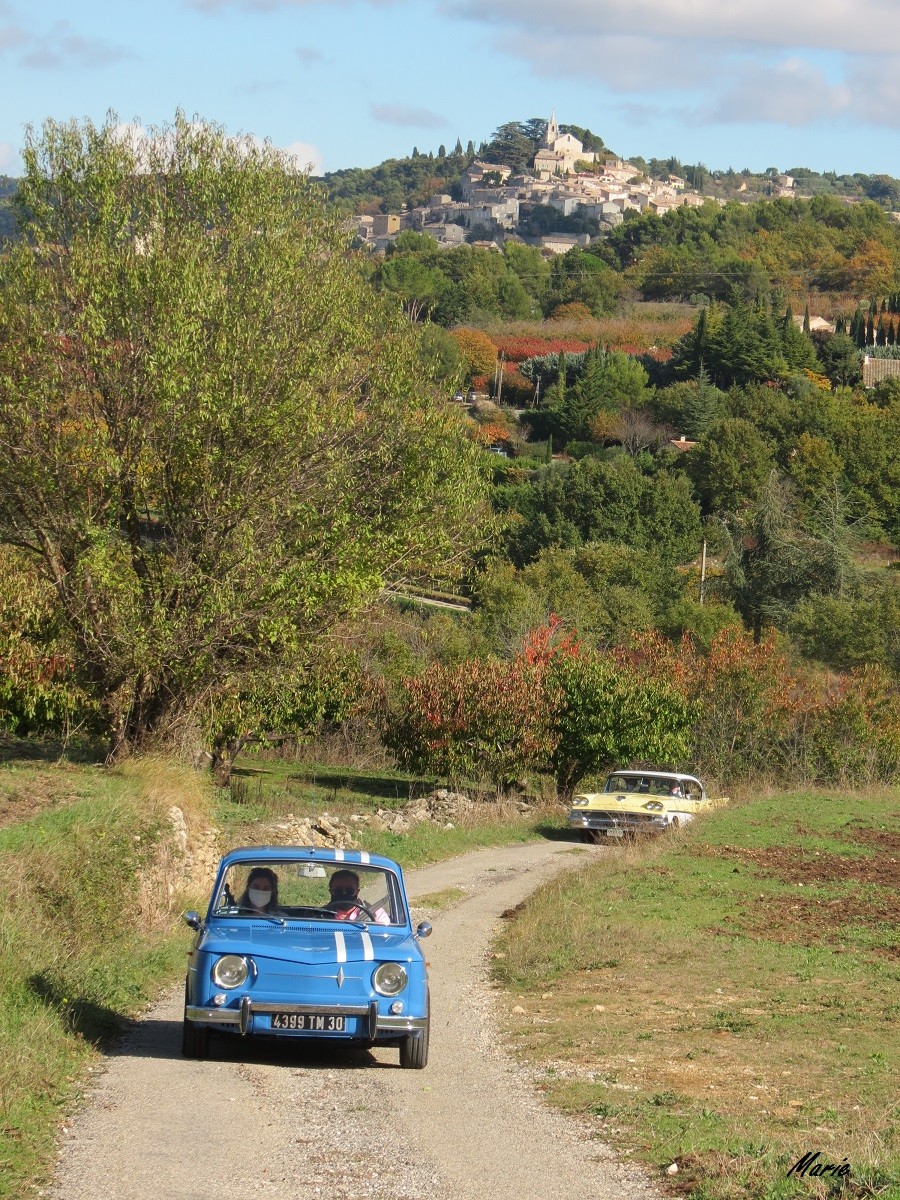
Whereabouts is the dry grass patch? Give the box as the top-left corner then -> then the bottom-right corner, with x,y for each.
492,791 -> 899,1199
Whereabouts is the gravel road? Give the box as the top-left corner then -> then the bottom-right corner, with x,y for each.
50,839 -> 662,1200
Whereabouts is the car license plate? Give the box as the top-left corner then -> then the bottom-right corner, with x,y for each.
271,1013 -> 346,1031
606,828 -> 624,838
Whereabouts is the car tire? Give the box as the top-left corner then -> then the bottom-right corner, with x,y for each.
181,982 -> 210,1060
399,993 -> 430,1069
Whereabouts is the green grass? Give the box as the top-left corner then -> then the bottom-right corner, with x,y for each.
493,788 -> 900,1200
216,752 -> 565,869
0,745 -> 562,1195
0,756 -> 214,1198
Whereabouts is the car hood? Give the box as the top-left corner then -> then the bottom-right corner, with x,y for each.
573,793 -> 683,815
199,922 -> 419,964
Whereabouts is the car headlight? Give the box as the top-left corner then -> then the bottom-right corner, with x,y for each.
212,955 -> 249,989
571,796 -> 588,807
372,962 -> 407,996
643,801 -> 664,811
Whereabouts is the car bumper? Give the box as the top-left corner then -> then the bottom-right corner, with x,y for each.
186,998 -> 428,1037
567,812 -> 669,835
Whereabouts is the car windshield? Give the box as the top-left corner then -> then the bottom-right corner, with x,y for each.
605,775 -> 693,797
212,860 -> 405,926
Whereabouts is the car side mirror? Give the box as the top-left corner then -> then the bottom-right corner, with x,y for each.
183,910 -> 202,931
416,921 -> 433,939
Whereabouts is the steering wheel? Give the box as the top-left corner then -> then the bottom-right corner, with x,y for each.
326,898 -> 378,921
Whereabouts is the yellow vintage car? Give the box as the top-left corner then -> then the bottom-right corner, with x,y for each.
567,770 -> 727,842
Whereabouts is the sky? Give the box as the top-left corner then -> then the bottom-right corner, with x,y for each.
2,0 -> 900,180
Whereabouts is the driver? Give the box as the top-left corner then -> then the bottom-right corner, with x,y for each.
326,870 -> 390,925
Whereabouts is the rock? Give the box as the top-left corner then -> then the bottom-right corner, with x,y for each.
666,1163 -> 679,1176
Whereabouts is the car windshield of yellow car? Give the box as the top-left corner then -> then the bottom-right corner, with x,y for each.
605,775 -> 681,796
213,861 -> 403,925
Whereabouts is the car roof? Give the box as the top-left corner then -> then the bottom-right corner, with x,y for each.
219,845 -> 402,872
606,770 -> 702,785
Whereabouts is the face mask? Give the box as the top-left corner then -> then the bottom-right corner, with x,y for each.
249,886 -> 271,907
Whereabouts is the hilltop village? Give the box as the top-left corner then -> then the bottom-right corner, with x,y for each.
351,112 -> 793,255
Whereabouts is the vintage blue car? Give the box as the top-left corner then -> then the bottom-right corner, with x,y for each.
181,845 -> 431,1068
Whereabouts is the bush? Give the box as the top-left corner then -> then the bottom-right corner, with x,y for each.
451,327 -> 499,381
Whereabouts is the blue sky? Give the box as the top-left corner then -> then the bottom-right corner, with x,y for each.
2,0 -> 899,178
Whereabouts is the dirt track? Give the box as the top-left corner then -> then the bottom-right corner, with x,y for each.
50,839 -> 662,1200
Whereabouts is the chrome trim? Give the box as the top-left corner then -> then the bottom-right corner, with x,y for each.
185,1001 -> 427,1034
375,1015 -> 429,1032
186,1005 -> 240,1025
251,1002 -> 370,1016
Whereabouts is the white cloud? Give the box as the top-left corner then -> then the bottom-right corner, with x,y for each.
281,140 -> 323,172
442,0 -> 900,57
503,30 -> 714,90
370,103 -> 448,129
712,59 -> 850,125
846,54 -> 900,125
20,21 -> 134,69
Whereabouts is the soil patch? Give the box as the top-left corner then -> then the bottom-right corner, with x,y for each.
698,841 -> 899,957
0,772 -> 78,829
698,841 -> 899,888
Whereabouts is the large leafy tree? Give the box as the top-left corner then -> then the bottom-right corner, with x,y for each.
0,115 -> 488,765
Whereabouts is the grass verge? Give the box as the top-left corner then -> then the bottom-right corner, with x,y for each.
492,788 -> 900,1199
0,756 -> 214,1198
216,754 -> 565,870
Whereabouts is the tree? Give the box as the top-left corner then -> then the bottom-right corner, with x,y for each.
0,115 -> 488,767
817,333 -> 862,388
688,418 -> 775,515
724,473 -> 844,641
549,653 -> 691,796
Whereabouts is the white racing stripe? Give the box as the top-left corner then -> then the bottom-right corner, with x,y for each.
360,931 -> 374,961
334,848 -> 345,862
359,851 -> 370,864
334,931 -> 347,963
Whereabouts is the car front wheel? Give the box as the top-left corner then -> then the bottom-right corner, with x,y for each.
181,982 -> 210,1060
399,994 -> 430,1069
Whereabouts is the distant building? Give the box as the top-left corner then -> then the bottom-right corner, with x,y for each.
863,356 -> 900,388
533,110 -> 598,179
372,213 -> 401,237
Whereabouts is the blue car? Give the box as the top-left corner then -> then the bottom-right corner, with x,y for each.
181,846 -> 431,1068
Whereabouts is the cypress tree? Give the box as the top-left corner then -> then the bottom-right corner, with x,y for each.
438,144 -> 446,158
467,140 -> 476,158
877,314 -> 886,345
802,304 -> 811,334
454,138 -> 463,156
888,319 -> 897,346
412,146 -> 419,158
867,314 -> 875,345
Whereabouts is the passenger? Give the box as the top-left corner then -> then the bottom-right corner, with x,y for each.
669,782 -> 684,798
238,867 -> 281,914
326,870 -> 390,925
